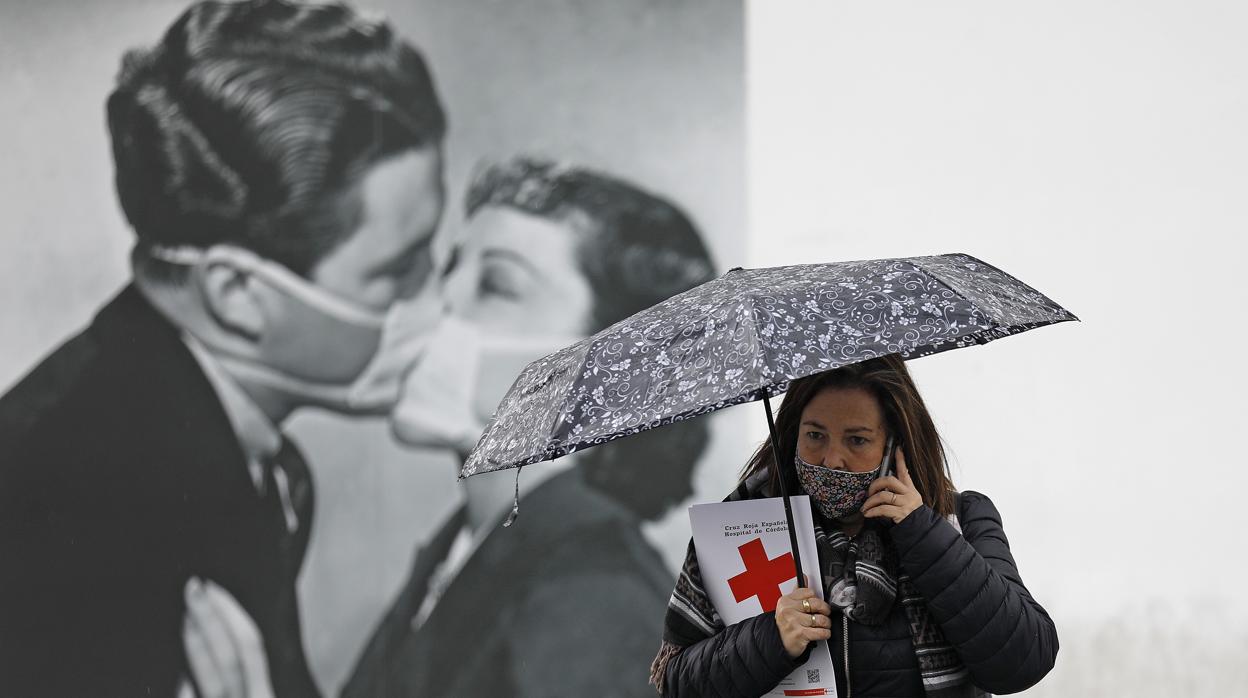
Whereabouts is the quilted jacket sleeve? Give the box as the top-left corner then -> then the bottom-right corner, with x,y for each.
661,611 -> 806,698
890,490 -> 1058,694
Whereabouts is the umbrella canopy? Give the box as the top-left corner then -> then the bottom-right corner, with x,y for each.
462,252 -> 1076,478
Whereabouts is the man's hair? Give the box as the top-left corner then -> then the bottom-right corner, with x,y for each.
466,158 -> 718,520
108,0 -> 446,280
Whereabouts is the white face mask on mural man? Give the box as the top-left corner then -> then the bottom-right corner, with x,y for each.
153,242 -> 449,414
141,147 -> 457,422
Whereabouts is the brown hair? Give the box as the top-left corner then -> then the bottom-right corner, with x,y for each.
464,157 -> 715,333
110,0 -> 446,280
740,354 -> 957,518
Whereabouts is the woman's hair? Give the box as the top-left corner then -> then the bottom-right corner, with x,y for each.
740,355 -> 957,518
465,158 -> 716,331
466,157 -> 718,520
108,0 -> 446,280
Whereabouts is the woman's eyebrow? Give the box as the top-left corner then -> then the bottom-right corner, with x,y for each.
843,426 -> 876,434
800,419 -> 828,430
481,247 -> 542,277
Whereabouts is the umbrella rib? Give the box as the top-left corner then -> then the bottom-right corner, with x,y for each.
539,356 -> 588,462
908,257 -> 1002,338
741,291 -> 775,400
542,291 -> 774,462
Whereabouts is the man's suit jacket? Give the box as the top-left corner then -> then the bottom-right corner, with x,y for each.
0,285 -> 320,697
341,468 -> 675,698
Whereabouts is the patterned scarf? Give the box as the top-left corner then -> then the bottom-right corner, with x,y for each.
651,470 -> 979,697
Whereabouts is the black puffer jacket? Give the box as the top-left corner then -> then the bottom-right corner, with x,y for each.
661,491 -> 1058,697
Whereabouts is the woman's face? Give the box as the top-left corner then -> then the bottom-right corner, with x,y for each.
796,387 -> 888,472
445,206 -> 594,336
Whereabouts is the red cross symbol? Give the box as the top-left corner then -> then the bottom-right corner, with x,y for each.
727,538 -> 795,613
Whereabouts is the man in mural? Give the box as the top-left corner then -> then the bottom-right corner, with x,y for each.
0,1 -> 449,694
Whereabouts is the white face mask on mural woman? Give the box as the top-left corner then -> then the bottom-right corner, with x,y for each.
389,318 -> 582,451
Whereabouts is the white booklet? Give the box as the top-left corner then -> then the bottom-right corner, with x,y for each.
688,495 -> 839,697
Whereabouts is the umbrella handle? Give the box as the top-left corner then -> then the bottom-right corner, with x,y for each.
761,391 -> 806,588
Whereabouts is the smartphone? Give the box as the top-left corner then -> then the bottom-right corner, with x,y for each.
877,436 -> 897,480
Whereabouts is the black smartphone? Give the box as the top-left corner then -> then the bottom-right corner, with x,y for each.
877,436 -> 897,480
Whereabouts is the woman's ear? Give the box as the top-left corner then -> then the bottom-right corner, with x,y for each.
195,247 -> 267,340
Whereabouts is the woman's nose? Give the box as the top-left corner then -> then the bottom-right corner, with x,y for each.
823,446 -> 849,470
442,265 -> 474,317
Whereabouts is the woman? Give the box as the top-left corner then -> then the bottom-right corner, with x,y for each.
344,158 -> 718,697
652,355 -> 1058,697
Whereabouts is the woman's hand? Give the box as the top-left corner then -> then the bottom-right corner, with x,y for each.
178,577 -> 275,698
774,587 -> 832,658
861,448 -> 924,524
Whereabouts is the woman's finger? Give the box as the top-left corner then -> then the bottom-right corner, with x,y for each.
801,626 -> 833,642
201,581 -> 265,658
776,608 -> 823,657
780,590 -> 833,616
863,503 -> 904,520
866,477 -> 890,496
896,449 -> 914,485
185,619 -> 223,698
867,475 -> 907,497
187,580 -> 246,698
784,606 -> 830,623
865,480 -> 911,508
779,587 -> 816,612
861,489 -> 904,512
184,599 -> 228,698
803,597 -> 832,617
185,579 -> 252,698
787,587 -> 818,600
201,580 -> 275,698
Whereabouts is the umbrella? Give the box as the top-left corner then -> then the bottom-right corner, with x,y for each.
461,252 -> 1076,576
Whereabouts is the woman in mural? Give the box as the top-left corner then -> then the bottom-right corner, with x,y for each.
343,158 -> 719,696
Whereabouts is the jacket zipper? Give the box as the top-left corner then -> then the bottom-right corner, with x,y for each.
842,614 -> 851,698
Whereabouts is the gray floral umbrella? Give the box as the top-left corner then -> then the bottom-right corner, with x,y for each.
462,252 -> 1077,478
463,252 -> 1076,574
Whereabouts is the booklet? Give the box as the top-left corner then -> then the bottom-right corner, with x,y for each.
688,495 -> 838,697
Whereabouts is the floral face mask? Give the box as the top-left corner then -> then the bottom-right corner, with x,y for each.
794,453 -> 881,521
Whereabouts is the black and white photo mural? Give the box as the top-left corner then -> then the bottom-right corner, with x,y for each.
0,0 -> 743,695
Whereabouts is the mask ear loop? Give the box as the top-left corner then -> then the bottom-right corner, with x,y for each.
502,465 -> 523,527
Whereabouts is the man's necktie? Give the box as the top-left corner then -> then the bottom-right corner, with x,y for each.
258,435 -> 319,697
261,436 -> 313,547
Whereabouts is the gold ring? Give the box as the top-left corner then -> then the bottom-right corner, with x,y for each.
802,599 -> 812,614
810,614 -> 817,626
892,492 -> 898,504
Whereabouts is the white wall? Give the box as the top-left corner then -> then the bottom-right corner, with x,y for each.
747,1 -> 1248,694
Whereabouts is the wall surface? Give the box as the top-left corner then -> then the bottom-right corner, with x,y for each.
748,2 -> 1248,694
